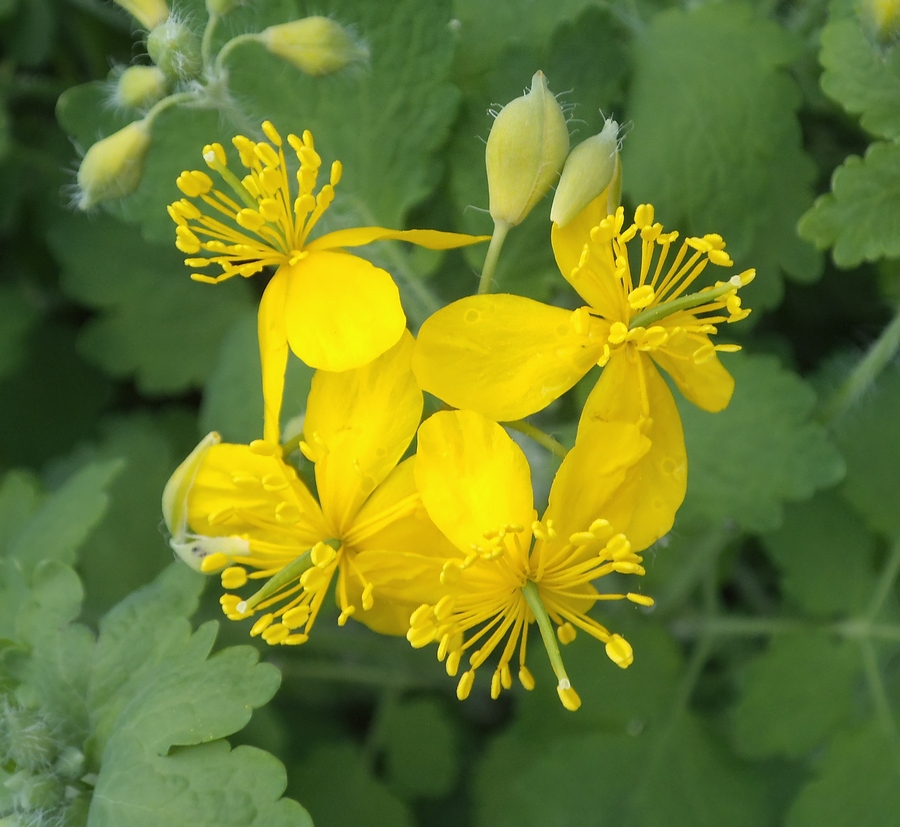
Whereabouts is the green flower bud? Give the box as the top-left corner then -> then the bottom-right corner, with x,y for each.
76,120 -> 152,210
5,710 -> 57,771
9,772 -> 64,812
147,18 -> 203,81
114,65 -> 168,109
486,71 -> 569,228
162,431 -> 221,544
860,0 -> 900,40
550,118 -> 621,227
260,16 -> 369,77
54,746 -> 85,781
112,0 -> 168,29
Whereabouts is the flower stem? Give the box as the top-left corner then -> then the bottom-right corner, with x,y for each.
201,11 -> 220,68
238,538 -> 340,613
818,305 -> 900,426
477,220 -> 510,294
505,419 -> 568,459
214,32 -> 261,75
143,91 -> 201,128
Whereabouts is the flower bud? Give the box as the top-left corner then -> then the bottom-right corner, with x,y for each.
76,120 -> 152,210
550,118 -> 621,227
486,71 -> 569,228
114,65 -> 168,109
162,431 -> 221,543
260,16 -> 369,76
112,0 -> 169,30
860,0 -> 900,40
147,18 -> 203,81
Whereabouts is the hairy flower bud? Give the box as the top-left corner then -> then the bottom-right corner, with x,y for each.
76,120 -> 152,210
112,0 -> 169,30
486,71 -> 569,228
114,65 -> 168,109
860,0 -> 900,40
147,18 -> 203,81
260,16 -> 369,76
550,118 -> 622,227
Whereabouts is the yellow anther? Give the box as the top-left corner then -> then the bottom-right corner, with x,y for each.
608,321 -> 628,345
410,604 -> 434,627
175,226 -> 201,254
201,552 -> 230,573
203,143 -> 227,166
221,566 -> 247,589
557,682 -> 582,711
605,634 -> 634,668
311,541 -> 336,568
613,561 -> 643,575
337,605 -> 356,626
518,666 -> 535,691
589,518 -> 612,538
456,670 -> 475,701
569,530 -> 597,546
262,623 -> 290,644
643,326 -> 668,348
176,169 -> 213,197
634,203 -> 655,228
275,502 -> 302,524
446,651 -> 462,677
362,583 -> 374,611
220,593 -> 242,611
283,606 -> 310,629
708,249 -> 732,266
434,595 -> 455,622
440,561 -> 462,585
258,198 -> 282,222
249,438 -> 277,455
726,294 -> 743,316
259,167 -> 281,195
283,633 -> 309,645
236,209 -> 265,232
557,622 -> 577,645
184,257 -> 211,268
626,592 -> 655,607
330,160 -> 342,186
605,534 -> 631,560
490,670 -> 502,699
261,120 -> 282,147
407,623 -> 438,649
250,613 -> 275,636
692,342 -> 716,364
254,141 -> 280,169
570,306 -> 591,336
300,565 -> 329,593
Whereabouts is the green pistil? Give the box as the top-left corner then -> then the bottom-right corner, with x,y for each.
522,581 -> 572,687
629,277 -> 740,330
238,538 -> 341,613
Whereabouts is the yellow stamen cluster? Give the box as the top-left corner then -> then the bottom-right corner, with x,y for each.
407,517 -> 652,710
168,120 -> 342,283
570,204 -> 754,368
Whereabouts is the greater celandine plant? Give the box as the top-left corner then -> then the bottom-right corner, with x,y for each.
164,72 -> 753,709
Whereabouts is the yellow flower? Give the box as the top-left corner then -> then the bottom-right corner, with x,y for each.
375,409 -> 661,710
174,333 -> 456,644
168,120 -> 487,442
413,201 -> 753,424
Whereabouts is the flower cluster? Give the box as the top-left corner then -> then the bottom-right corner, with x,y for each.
164,91 -> 752,710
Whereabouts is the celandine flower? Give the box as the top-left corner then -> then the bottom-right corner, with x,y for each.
412,201 -> 753,423
166,333 -> 456,644
168,120 -> 486,442
381,409 -> 666,710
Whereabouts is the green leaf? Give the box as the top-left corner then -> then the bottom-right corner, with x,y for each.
382,697 -> 459,799
201,311 -> 314,444
0,284 -> 39,381
732,632 -> 860,758
47,211 -> 253,394
227,0 -> 459,230
819,18 -> 900,140
786,724 -> 900,827
292,741 -> 414,827
625,3 -> 821,311
678,354 -> 845,533
7,459 -> 122,577
762,490 -> 877,616
798,141 -> 900,269
833,364 -> 900,537
0,470 -> 41,556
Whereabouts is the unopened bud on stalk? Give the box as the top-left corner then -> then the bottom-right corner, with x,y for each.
147,18 -> 203,81
112,0 -> 169,30
76,120 -> 152,210
551,117 -> 621,226
486,71 -> 569,228
860,0 -> 900,40
114,65 -> 168,109
260,16 -> 369,76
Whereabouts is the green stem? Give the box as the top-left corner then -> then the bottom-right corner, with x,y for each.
818,306 -> 900,426
477,220 -> 510,294
861,640 -> 898,740
505,420 -> 568,459
238,538 -> 340,613
522,581 -> 571,687
143,91 -> 201,128
281,432 -> 304,458
201,11 -> 220,68
630,277 -> 742,329
867,538 -> 900,621
214,32 -> 261,75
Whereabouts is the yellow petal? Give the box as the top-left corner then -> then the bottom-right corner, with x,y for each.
413,295 -> 605,422
551,200 -> 626,321
305,332 -> 422,533
188,443 -> 329,555
651,327 -> 735,412
306,226 -> 490,251
577,353 -> 687,550
542,420 -> 651,545
258,268 -> 290,444
415,410 -> 534,554
283,250 -> 406,372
